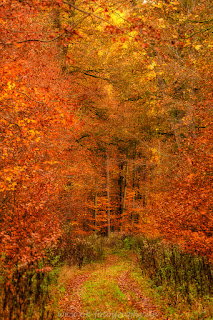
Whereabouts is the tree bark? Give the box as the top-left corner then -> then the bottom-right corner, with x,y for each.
121,162 -> 128,232
106,153 -> 111,237
94,189 -> 98,233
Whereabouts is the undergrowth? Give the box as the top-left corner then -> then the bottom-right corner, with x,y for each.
0,248 -> 63,320
131,236 -> 213,319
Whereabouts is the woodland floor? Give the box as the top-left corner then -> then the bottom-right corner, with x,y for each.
58,253 -> 168,320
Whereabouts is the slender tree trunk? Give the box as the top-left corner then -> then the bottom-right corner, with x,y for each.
118,161 -> 124,223
170,118 -> 192,165
52,0 -> 76,72
106,153 -> 110,237
121,162 -> 128,232
132,144 -> 137,226
94,189 -> 98,233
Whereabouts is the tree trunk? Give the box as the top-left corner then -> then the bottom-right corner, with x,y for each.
121,162 -> 128,232
106,153 -> 111,237
94,189 -> 98,232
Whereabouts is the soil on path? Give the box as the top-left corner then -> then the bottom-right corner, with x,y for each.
59,272 -> 91,320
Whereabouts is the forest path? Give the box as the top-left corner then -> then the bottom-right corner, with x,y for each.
58,253 -> 167,320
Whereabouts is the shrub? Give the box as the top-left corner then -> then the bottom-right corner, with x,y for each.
63,235 -> 105,267
0,248 -> 62,320
137,238 -> 213,303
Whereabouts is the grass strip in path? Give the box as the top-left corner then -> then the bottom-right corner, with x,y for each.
80,255 -> 149,319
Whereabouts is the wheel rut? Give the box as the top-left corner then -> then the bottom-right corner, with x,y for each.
116,271 -> 167,319
59,272 -> 91,319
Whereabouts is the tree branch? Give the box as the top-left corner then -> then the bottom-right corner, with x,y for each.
69,67 -> 110,81
16,91 -> 45,104
63,1 -> 124,33
188,18 -> 213,24
1,33 -> 65,46
184,25 -> 213,39
0,114 -> 21,131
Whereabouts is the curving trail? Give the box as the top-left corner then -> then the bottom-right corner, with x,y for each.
59,254 -> 167,320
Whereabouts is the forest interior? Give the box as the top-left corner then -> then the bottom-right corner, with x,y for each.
0,0 -> 213,319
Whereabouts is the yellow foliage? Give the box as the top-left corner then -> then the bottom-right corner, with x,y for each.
158,18 -> 166,28
97,50 -> 104,57
7,81 -> 15,90
122,42 -> 129,49
146,71 -> 157,80
147,62 -> 157,70
110,11 -> 126,26
194,45 -> 202,51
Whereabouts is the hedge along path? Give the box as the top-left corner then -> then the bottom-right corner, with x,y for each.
58,254 -> 167,320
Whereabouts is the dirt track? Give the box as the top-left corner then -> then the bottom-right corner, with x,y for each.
59,255 -> 166,320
